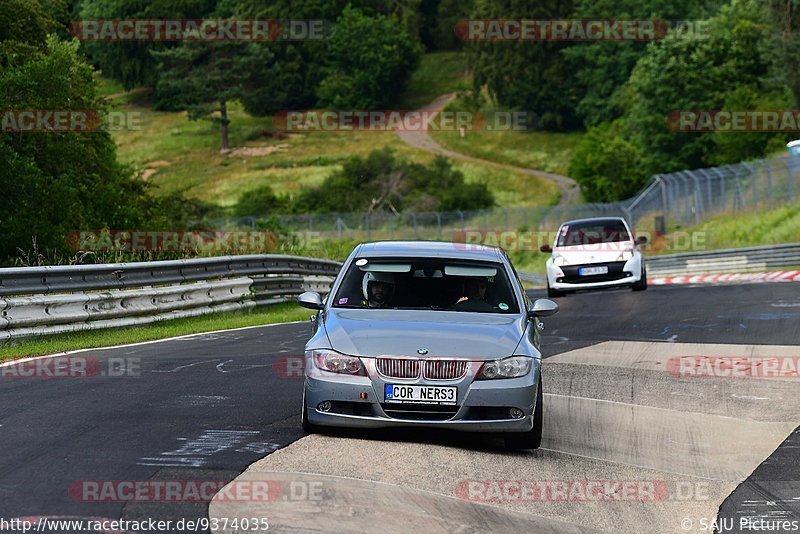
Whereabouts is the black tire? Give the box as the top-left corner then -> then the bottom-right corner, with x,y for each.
546,281 -> 564,298
301,390 -> 319,434
504,375 -> 544,450
632,267 -> 648,291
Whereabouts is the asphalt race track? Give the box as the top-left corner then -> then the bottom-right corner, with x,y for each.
1,283 -> 799,533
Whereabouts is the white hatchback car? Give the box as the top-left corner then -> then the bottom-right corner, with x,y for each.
541,217 -> 647,297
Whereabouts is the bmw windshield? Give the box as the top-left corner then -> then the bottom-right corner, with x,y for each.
331,258 -> 520,313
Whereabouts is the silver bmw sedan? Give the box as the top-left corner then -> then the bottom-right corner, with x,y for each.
296,241 -> 558,450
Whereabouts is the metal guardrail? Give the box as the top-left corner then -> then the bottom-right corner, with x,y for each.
646,243 -> 800,276
0,255 -> 341,340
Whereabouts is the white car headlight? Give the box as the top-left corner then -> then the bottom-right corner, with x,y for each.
310,349 -> 365,376
553,254 -> 567,267
617,251 -> 634,261
477,356 -> 532,380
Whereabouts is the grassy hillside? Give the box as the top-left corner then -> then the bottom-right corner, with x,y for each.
430,128 -> 583,177
107,88 -> 560,209
673,203 -> 800,251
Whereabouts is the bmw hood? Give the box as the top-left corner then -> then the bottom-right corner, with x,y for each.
323,309 -> 526,360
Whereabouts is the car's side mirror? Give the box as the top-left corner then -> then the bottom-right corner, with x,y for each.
297,291 -> 324,310
540,244 -> 553,253
527,298 -> 559,318
636,235 -> 648,245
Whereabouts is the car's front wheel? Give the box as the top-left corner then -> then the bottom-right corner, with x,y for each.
632,267 -> 648,291
301,390 -> 319,434
546,281 -> 564,298
504,375 -> 544,450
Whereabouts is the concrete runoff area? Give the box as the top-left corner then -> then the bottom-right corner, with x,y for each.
211,341 -> 800,533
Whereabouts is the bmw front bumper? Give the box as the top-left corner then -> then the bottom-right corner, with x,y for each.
304,358 -> 540,432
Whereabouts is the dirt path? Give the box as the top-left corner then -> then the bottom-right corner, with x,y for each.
394,93 -> 579,207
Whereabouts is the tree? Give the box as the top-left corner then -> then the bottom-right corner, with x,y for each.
235,185 -> 284,216
152,34 -> 285,150
468,0 -> 580,131
293,148 -> 494,213
0,35 -> 153,262
76,0 -> 217,92
316,6 -> 421,108
766,0 -> 800,106
563,0 -> 722,127
568,121 -> 646,202
623,0 -> 790,176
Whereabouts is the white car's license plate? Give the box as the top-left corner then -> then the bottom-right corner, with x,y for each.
384,384 -> 457,405
579,266 -> 609,276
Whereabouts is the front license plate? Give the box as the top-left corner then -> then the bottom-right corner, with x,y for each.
579,266 -> 609,276
384,384 -> 457,405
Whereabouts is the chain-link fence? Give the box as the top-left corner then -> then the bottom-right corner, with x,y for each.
205,153 -> 800,239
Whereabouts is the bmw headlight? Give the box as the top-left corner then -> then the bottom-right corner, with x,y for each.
617,251 -> 634,261
310,349 -> 366,375
553,254 -> 567,267
477,356 -> 532,380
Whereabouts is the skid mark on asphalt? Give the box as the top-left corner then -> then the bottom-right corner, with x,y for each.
211,341 -> 800,533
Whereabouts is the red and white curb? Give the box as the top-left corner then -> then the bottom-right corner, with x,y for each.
649,271 -> 800,285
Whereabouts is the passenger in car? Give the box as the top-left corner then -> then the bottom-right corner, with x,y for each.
453,277 -> 494,311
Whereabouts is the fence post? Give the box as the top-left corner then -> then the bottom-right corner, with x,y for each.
742,163 -> 758,210
764,161 -> 773,208
365,213 -> 371,240
695,168 -> 713,214
435,212 -> 442,240
659,176 -> 669,226
691,171 -> 704,223
411,212 -> 418,239
709,167 -> 725,212
785,157 -> 795,201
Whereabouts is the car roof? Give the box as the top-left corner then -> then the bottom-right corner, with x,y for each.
355,240 -> 504,262
558,216 -> 630,227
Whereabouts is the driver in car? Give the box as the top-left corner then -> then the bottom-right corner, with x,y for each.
361,272 -> 395,308
453,277 -> 494,311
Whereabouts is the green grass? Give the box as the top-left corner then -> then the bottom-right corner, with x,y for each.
430,128 -> 584,177
0,303 -> 310,361
666,202 -> 800,252
95,72 -> 125,98
397,51 -> 470,109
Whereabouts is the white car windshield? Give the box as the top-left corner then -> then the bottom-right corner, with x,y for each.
557,219 -> 631,247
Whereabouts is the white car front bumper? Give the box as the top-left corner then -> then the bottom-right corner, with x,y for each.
546,255 -> 643,291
